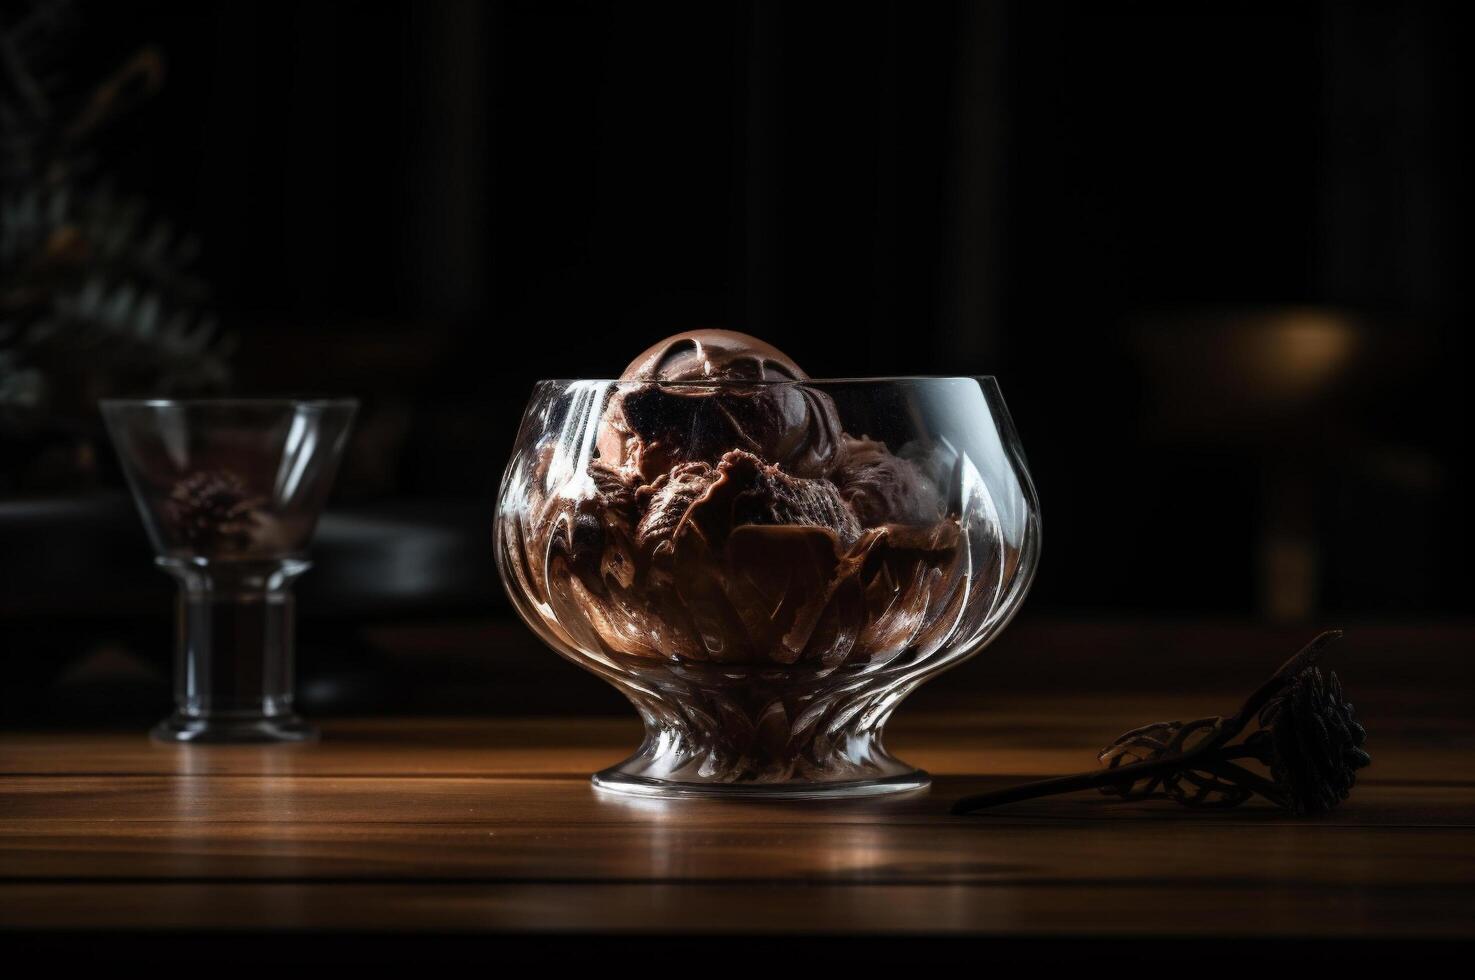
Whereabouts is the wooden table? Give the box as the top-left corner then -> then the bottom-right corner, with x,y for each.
3,623 -> 1473,960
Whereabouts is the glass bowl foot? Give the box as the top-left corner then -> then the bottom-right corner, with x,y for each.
592,766 -> 930,800
151,713 -> 319,744
590,706 -> 930,800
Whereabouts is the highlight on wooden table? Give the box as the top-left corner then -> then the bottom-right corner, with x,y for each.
3,622 -> 1471,962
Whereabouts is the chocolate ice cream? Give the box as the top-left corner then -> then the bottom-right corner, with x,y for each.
620,328 -> 807,382
832,434 -> 946,527
596,329 -> 843,481
522,330 -> 966,670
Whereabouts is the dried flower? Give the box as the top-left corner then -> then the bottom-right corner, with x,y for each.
161,470 -> 263,553
1245,666 -> 1370,815
952,631 -> 1369,816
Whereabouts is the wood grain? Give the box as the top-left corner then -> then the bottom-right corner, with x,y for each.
3,648 -> 1474,946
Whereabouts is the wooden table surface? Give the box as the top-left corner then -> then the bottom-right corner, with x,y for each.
3,624 -> 1473,959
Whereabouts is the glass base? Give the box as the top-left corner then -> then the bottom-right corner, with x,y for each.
151,713 -> 319,744
592,766 -> 931,800
589,676 -> 933,799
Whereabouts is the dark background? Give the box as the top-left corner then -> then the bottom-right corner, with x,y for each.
3,0 -> 1471,722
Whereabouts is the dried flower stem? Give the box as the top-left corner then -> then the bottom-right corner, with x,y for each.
951,630 -> 1348,815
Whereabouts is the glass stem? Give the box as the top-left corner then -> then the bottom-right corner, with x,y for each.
157,557 -> 312,738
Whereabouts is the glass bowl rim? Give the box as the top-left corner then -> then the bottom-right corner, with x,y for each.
99,397 -> 359,410
530,375 -> 998,387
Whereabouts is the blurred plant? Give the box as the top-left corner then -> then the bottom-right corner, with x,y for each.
1,0 -> 231,491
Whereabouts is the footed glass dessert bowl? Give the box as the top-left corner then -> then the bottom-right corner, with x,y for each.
496,337 -> 1039,798
103,398 -> 356,742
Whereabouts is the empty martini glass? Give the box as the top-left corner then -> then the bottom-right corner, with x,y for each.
102,398 -> 357,742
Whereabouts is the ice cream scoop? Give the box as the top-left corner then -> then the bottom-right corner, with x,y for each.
832,435 -> 947,527
596,329 -> 843,480
619,329 -> 808,382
